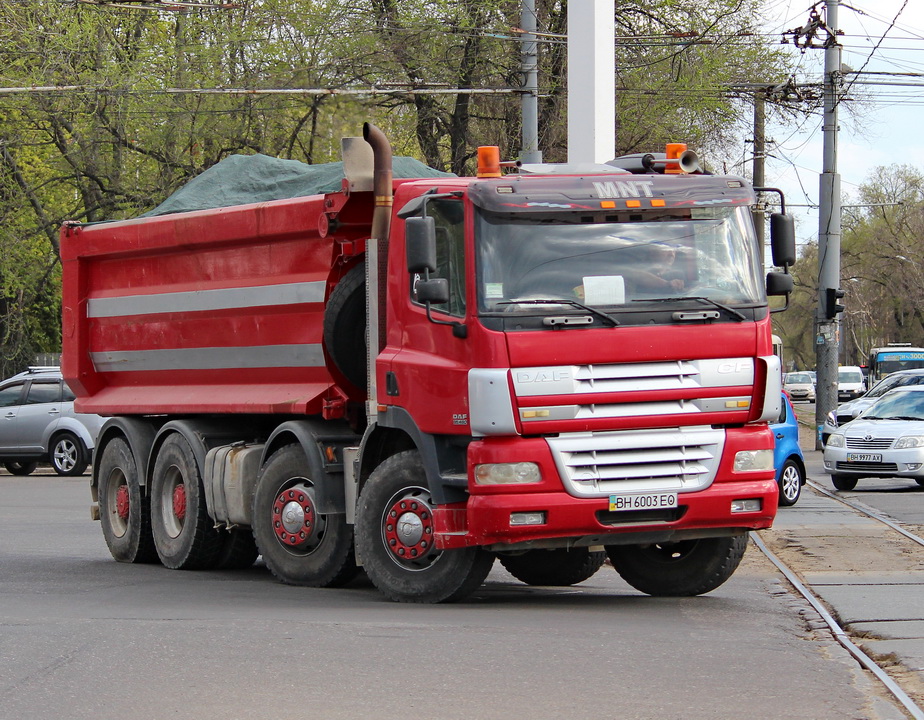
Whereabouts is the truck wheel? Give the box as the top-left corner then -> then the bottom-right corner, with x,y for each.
355,450 -> 494,603
216,529 -> 260,570
500,548 -> 606,586
777,459 -> 803,506
606,535 -> 748,597
150,433 -> 223,570
4,461 -> 37,476
50,432 -> 89,476
831,474 -> 859,491
97,437 -> 158,563
252,444 -> 358,587
323,261 -> 366,389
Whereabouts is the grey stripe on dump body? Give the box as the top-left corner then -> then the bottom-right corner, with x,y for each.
87,281 -> 326,319
90,344 -> 325,372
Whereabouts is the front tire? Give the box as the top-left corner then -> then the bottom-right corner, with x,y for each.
50,432 -> 89,476
355,450 -> 494,603
606,535 -> 748,597
252,444 -> 358,587
97,438 -> 158,563
831,474 -> 859,491
500,548 -> 606,586
150,433 -> 222,569
777,459 -> 803,506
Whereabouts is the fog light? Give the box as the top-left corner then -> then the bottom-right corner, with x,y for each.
475,462 -> 541,485
510,511 -> 546,526
733,449 -> 774,472
731,498 -> 762,513
906,463 -> 922,471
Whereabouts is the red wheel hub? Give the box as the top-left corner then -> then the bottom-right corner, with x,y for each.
116,485 -> 130,521
383,496 -> 434,561
272,486 -> 315,548
172,483 -> 187,520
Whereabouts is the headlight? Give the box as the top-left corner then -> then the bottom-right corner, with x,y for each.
474,462 -> 541,485
733,449 -> 774,472
894,436 -> 924,449
826,434 -> 845,448
826,410 -> 837,427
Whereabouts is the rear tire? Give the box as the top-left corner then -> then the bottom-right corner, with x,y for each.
97,438 -> 158,563
4,461 -> 37,476
500,548 -> 606,586
150,433 -> 222,569
355,450 -> 494,603
50,431 -> 89,476
777,459 -> 803,506
606,535 -> 748,597
831,474 -> 859,491
252,444 -> 358,587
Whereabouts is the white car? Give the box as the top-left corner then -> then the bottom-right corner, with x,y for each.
783,371 -> 815,402
823,385 -> 924,491
0,367 -> 104,476
822,368 -> 924,444
837,366 -> 866,401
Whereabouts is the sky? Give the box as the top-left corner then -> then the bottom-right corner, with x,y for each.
757,0 -> 924,245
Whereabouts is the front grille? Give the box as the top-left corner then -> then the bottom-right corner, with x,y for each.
547,426 -> 724,498
845,437 -> 894,450
835,461 -> 898,472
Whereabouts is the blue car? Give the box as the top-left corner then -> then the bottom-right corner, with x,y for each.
771,394 -> 806,506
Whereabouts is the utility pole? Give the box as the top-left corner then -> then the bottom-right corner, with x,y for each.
520,0 -> 542,163
752,90 -> 766,247
814,0 -> 843,449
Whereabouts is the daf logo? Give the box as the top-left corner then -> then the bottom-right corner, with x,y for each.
717,361 -> 752,374
516,369 -> 570,383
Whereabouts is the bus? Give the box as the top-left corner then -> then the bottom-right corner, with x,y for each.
866,344 -> 924,385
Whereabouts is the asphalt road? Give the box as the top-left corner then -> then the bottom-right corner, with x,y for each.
0,468 -> 907,720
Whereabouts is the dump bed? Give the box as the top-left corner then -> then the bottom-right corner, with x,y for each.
61,191 -> 369,416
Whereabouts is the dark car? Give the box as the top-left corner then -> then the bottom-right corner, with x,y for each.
0,367 -> 104,476
772,393 -> 805,506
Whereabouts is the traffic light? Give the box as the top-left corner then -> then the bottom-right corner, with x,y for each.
825,287 -> 845,318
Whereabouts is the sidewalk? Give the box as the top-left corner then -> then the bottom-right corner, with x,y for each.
762,436 -> 924,703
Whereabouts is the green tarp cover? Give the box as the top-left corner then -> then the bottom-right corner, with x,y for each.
142,153 -> 453,217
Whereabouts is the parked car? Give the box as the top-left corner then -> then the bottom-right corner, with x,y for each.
822,368 -> 924,444
837,365 -> 866,401
783,371 -> 815,402
0,367 -> 104,476
771,393 -> 805,506
823,385 -> 924,491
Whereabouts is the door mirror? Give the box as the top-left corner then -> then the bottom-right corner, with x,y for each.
770,213 -> 796,267
406,216 -> 437,273
415,278 -> 450,305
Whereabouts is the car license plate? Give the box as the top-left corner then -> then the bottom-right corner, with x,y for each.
846,453 -> 881,463
609,492 -> 678,512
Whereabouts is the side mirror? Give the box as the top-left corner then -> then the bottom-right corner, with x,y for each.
415,278 -> 449,305
766,271 -> 793,296
770,213 -> 796,267
406,216 -> 437,273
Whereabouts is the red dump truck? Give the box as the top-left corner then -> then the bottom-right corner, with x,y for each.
61,124 -> 795,602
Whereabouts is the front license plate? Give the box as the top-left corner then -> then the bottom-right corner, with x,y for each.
609,492 -> 678,512
846,453 -> 882,463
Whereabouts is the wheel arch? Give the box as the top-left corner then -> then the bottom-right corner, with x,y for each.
359,407 -> 470,505
91,418 -> 161,501
261,419 -> 358,515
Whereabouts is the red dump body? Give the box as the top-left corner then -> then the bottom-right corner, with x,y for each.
61,190 -> 370,416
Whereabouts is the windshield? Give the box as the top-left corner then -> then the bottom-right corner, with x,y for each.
839,371 -> 863,384
786,373 -> 812,384
475,206 -> 765,313
863,390 -> 924,421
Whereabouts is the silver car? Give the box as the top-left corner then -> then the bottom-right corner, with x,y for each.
0,367 -> 104,476
783,371 -> 815,402
821,368 -> 924,444
823,385 -> 924,491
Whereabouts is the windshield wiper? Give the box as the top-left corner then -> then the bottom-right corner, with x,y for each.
497,298 -> 619,326
633,296 -> 746,321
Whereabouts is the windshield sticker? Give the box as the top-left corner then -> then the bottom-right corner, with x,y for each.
583,276 -> 625,305
485,283 -> 505,299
